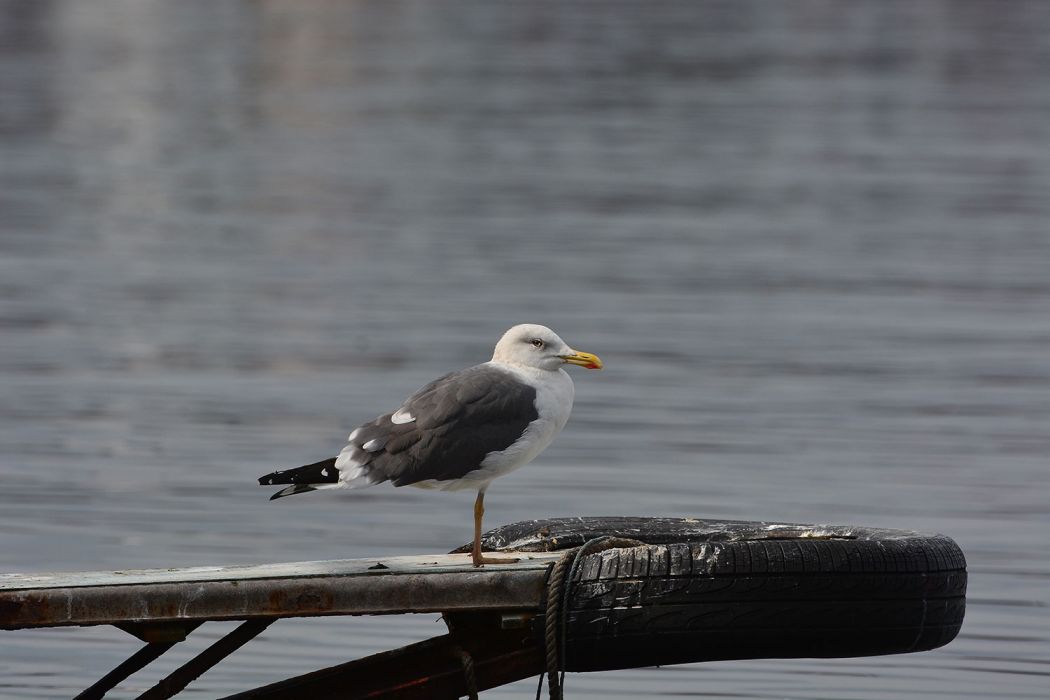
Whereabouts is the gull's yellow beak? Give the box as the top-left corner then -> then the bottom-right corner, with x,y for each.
561,350 -> 603,370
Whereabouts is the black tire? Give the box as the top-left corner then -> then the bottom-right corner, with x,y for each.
466,517 -> 966,671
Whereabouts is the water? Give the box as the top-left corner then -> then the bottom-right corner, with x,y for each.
1,1 -> 1048,697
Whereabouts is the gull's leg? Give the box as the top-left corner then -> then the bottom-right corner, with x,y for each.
471,490 -> 519,567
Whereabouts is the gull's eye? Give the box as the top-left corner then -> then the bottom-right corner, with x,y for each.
530,338 -> 544,349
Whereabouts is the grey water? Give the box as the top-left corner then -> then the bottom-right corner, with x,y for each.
1,1 -> 1048,697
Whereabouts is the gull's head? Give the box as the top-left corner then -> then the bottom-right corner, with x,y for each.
492,323 -> 603,372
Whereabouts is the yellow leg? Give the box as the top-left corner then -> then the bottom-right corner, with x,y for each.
470,491 -> 519,567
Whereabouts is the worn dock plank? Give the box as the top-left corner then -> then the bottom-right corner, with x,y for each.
0,552 -> 563,630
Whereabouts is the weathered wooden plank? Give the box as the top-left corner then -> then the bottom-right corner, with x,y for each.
0,553 -> 563,630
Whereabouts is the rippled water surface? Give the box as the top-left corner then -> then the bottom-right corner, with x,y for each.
2,1 -> 1048,698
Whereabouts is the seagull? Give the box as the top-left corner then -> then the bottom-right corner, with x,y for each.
259,324 -> 603,567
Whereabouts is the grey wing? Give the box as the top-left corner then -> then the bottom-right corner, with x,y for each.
335,364 -> 539,487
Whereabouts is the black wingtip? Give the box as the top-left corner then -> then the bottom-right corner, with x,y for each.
258,458 -> 339,487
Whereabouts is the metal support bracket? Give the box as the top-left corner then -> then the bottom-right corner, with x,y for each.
137,618 -> 275,700
117,621 -> 202,643
74,619 -> 274,700
220,612 -> 543,700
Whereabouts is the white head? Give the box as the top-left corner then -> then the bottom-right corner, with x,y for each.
491,324 -> 603,372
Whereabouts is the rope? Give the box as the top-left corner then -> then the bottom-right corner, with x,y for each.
458,648 -> 478,700
536,536 -> 645,700
544,556 -> 568,700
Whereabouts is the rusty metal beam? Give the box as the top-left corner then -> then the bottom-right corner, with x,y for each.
0,553 -> 562,630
